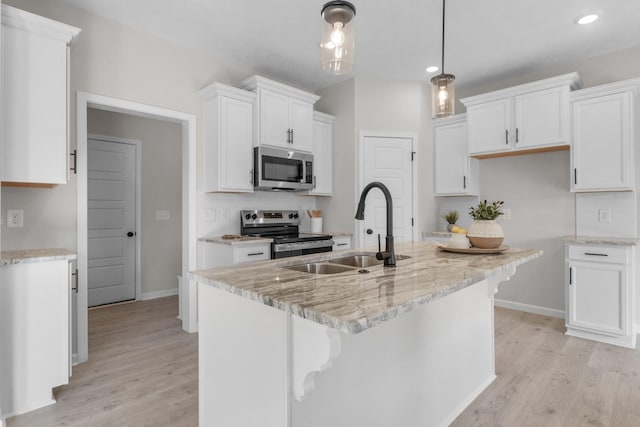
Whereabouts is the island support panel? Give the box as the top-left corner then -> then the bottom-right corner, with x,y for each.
199,277 -> 500,427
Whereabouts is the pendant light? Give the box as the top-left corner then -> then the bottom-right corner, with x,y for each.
431,0 -> 455,118
321,1 -> 356,74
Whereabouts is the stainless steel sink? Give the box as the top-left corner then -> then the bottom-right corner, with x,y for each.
327,254 -> 383,268
328,253 -> 411,268
283,262 -> 356,275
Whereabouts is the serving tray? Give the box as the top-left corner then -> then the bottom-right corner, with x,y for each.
436,244 -> 509,254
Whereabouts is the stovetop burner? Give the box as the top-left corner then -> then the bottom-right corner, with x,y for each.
240,210 -> 332,242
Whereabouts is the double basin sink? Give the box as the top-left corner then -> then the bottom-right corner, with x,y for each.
283,254 -> 410,275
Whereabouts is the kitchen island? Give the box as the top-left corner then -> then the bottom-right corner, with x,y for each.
189,241 -> 542,427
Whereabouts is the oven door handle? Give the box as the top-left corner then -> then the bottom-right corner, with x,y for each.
273,239 -> 335,252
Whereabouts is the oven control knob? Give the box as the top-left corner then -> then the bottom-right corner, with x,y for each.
288,213 -> 294,219
251,214 -> 258,220
293,213 -> 299,219
245,214 -> 251,220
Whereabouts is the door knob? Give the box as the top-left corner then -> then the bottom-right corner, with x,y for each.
366,228 -> 373,235
127,232 -> 136,237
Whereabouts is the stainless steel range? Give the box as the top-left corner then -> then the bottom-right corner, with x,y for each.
240,210 -> 334,259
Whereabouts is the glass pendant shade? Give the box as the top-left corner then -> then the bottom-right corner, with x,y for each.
321,1 -> 356,74
431,73 -> 455,118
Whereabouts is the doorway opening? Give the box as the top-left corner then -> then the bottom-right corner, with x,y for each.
76,92 -> 196,364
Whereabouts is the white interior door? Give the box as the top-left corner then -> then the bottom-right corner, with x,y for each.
87,139 -> 136,307
361,135 -> 414,249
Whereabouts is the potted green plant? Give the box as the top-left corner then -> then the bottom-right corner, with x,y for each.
468,200 -> 505,249
441,210 -> 459,232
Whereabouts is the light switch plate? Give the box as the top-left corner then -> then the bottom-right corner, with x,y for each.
155,210 -> 170,221
598,209 -> 611,223
7,209 -> 24,228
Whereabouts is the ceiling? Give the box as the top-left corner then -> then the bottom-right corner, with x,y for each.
58,0 -> 640,92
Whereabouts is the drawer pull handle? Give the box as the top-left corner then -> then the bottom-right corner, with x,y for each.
584,252 -> 608,257
247,252 -> 264,256
337,243 -> 348,246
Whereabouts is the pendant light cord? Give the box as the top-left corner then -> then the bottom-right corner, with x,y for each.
441,0 -> 446,74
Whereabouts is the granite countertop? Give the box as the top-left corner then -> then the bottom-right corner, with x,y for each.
189,241 -> 542,334
199,235 -> 273,246
1,248 -> 77,266
564,236 -> 640,246
422,231 -> 453,238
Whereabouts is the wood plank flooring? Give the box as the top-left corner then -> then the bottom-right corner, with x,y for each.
452,308 -> 640,427
7,296 -> 198,427
7,300 -> 640,426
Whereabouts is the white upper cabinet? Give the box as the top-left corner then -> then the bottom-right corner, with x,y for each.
237,75 -> 319,152
309,112 -> 334,196
570,80 -> 637,192
462,73 -> 582,157
433,114 -> 478,196
1,5 -> 80,185
199,82 -> 255,193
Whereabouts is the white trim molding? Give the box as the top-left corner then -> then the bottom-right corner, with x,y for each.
494,298 -> 565,319
140,288 -> 179,301
76,91 -> 197,364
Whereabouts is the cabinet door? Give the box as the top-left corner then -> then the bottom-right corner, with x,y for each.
310,120 -> 332,195
2,25 -> 68,184
572,92 -> 633,192
567,260 -> 628,336
218,96 -> 254,191
434,121 -> 476,195
289,99 -> 314,152
515,86 -> 569,149
259,89 -> 290,148
467,98 -> 512,155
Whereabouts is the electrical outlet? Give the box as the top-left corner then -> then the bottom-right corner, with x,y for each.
222,208 -> 230,221
502,209 -> 512,220
7,209 -> 24,228
598,209 -> 611,223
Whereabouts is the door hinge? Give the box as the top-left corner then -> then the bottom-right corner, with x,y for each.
70,149 -> 77,174
411,151 -> 416,161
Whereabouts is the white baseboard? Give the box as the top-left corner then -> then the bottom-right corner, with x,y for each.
139,288 -> 179,301
495,298 -> 565,319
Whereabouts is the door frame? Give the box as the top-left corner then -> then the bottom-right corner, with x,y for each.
76,92 -> 197,364
87,134 -> 142,304
357,131 -> 419,247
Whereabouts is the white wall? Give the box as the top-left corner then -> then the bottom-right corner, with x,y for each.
87,108 -> 182,295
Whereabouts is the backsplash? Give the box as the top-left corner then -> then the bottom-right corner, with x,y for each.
575,191 -> 637,237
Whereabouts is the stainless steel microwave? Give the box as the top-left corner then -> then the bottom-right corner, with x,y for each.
254,146 -> 314,191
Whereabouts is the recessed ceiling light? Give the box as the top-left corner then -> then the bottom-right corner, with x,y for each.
575,14 -> 599,25
426,66 -> 439,73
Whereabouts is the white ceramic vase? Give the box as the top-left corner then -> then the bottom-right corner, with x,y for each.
467,220 -> 504,249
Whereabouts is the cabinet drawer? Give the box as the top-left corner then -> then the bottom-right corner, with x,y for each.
567,245 -> 629,264
234,245 -> 270,264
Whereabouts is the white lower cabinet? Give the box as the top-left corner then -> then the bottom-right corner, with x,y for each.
565,243 -> 636,348
332,235 -> 352,251
0,260 -> 71,417
202,242 -> 271,269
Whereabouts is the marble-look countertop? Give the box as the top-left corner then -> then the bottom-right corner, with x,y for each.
189,241 -> 542,334
199,235 -> 273,246
564,236 -> 640,246
422,231 -> 452,238
1,248 -> 77,266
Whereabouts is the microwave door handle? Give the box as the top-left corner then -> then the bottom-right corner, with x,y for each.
298,162 -> 304,182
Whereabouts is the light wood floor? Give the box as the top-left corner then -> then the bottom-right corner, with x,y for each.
7,296 -> 198,427
7,300 -> 640,426
452,308 -> 640,427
